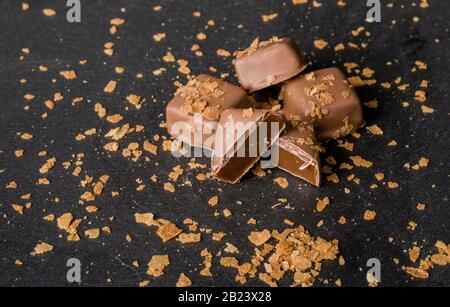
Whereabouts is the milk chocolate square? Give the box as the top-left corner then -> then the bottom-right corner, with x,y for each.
282,67 -> 363,142
166,74 -> 250,150
277,123 -> 322,187
212,108 -> 286,184
233,37 -> 308,92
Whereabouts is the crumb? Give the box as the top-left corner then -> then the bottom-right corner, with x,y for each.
147,255 -> 169,277
247,218 -> 257,225
366,125 -> 384,135
103,80 -> 117,93
387,181 -> 399,189
350,156 -> 373,168
153,33 -> 166,42
84,228 -> 100,239
42,8 -> 56,17
208,196 -> 219,206
261,13 -> 278,23
177,233 -> 201,244
314,39 -> 328,50
274,177 -> 289,188
364,210 -> 376,221
60,70 -> 77,80
409,246 -> 421,263
248,230 -> 271,246
316,197 -> 330,212
157,221 -> 182,242
196,32 -> 207,40
217,49 -> 231,57
30,242 -> 53,256
164,182 -> 176,193
222,209 -> 232,217
176,273 -> 192,287
417,203 -> 426,211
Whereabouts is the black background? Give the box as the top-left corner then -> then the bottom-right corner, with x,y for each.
0,0 -> 449,287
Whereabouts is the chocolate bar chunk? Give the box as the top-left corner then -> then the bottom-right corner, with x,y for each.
166,74 -> 250,150
212,108 -> 286,184
282,67 -> 363,142
233,37 -> 308,92
277,124 -> 322,187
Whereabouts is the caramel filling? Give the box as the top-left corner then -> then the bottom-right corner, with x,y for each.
213,114 -> 285,184
277,148 -> 320,187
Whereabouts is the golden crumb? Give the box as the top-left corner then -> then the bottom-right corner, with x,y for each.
223,209 -> 232,217
212,232 -> 226,241
106,114 -> 123,124
177,233 -> 201,244
350,156 -> 373,168
387,182 -> 399,189
208,196 -> 219,206
30,242 -> 53,256
314,39 -> 328,50
196,32 -> 207,40
366,125 -> 384,135
316,197 -> 330,212
153,33 -> 166,42
292,0 -> 308,4
274,177 -> 289,188
261,13 -> 278,23
57,213 -> 73,231
409,246 -> 421,263
176,273 -> 192,287
147,255 -> 169,277
417,203 -> 426,211
84,228 -> 100,239
103,80 -> 117,93
405,267 -> 429,279
104,142 -> 119,152
248,230 -> 271,246
11,204 -> 24,214
20,133 -> 33,140
421,105 -> 435,114
60,70 -> 77,80
164,182 -> 176,193
364,210 -> 377,221
248,218 -> 257,225
375,173 -> 385,181
110,18 -> 125,26
42,8 -> 56,16
135,213 -> 157,227
156,222 -> 182,242
217,49 -> 231,57
126,94 -> 142,109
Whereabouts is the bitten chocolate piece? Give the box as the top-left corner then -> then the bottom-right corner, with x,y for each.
282,67 -> 363,142
277,124 -> 322,187
166,74 -> 250,150
212,108 -> 286,184
233,37 -> 308,92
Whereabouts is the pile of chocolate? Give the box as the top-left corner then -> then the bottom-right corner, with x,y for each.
166,37 -> 363,187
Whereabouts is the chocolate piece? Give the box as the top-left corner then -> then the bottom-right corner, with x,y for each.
282,67 -> 363,142
212,108 -> 286,184
276,124 -> 322,187
166,74 -> 250,150
233,37 -> 308,92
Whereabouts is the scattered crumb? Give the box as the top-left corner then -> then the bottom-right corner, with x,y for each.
176,273 -> 192,287
147,255 -> 169,277
274,177 -> 289,189
248,230 -> 271,246
364,210 -> 377,221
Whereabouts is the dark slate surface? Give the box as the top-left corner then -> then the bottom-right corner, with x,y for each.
0,0 -> 449,287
